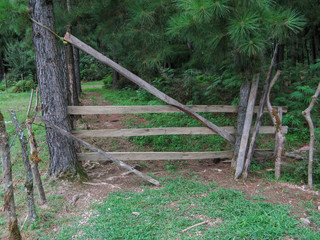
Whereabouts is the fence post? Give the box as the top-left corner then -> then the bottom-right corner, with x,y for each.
0,111 -> 22,240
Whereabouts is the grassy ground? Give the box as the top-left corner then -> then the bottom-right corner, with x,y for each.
56,177 -> 320,239
0,83 -> 319,239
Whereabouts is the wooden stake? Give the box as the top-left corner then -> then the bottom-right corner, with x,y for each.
266,70 -> 285,180
302,79 -> 320,188
243,45 -> 279,180
9,110 -> 37,223
235,75 -> 260,179
26,89 -> 47,204
64,32 -> 235,144
0,111 -> 22,240
37,117 -> 160,186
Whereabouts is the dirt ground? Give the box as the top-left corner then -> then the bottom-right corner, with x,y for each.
49,91 -> 320,235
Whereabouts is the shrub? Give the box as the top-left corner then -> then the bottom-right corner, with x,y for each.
102,74 -> 113,88
12,75 -> 36,93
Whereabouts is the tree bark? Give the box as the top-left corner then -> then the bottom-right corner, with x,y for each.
112,57 -> 119,91
266,70 -> 285,180
234,76 -> 259,179
73,46 -> 82,96
0,112 -> 22,240
311,36 -> 316,64
9,110 -> 37,222
231,80 -> 251,168
314,27 -> 320,60
64,33 -> 235,143
0,53 -> 4,82
29,0 -> 84,179
302,79 -> 320,188
57,46 -> 68,96
25,117 -> 47,204
277,44 -> 284,70
66,26 -> 79,107
4,72 -> 7,92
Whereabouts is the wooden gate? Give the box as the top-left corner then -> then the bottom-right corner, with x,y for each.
68,105 -> 287,162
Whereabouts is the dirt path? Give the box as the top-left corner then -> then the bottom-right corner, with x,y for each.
48,90 -> 319,235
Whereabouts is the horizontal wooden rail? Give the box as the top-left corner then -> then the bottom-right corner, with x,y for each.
77,151 -> 234,161
68,105 -> 287,115
73,126 -> 288,138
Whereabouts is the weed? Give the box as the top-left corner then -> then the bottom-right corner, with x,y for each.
164,160 -> 180,173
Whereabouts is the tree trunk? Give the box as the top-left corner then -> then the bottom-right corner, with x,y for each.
266,70 -> 285,180
57,46 -> 68,95
73,46 -> 82,96
29,0 -> 84,179
314,27 -> 320,60
66,26 -> 79,107
0,53 -> 4,82
311,37 -> 316,64
302,79 -> 320,188
113,69 -> 119,90
234,76 -> 260,179
9,110 -> 37,222
277,44 -> 284,70
305,40 -> 310,66
231,80 -> 251,168
0,112 -> 22,240
26,118 -> 47,204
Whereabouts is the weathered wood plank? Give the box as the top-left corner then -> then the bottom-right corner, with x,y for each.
68,105 -> 287,115
235,76 -> 259,179
77,151 -> 234,161
64,33 -> 235,143
72,126 -> 288,138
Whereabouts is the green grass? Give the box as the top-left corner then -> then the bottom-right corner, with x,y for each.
82,80 -> 104,87
0,91 -> 59,238
56,177 -> 320,240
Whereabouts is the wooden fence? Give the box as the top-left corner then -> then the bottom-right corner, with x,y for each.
68,105 -> 287,162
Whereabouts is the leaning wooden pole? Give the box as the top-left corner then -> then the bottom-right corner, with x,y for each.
9,110 -> 37,223
302,79 -> 320,188
26,90 -> 47,204
243,45 -> 279,180
64,32 -> 235,144
235,75 -> 259,179
37,117 -> 160,186
0,111 -> 22,240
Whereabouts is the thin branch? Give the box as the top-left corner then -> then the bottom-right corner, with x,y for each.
180,221 -> 209,233
27,89 -> 34,118
302,79 -> 320,188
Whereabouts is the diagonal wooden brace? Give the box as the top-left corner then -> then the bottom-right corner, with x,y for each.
64,32 -> 235,144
